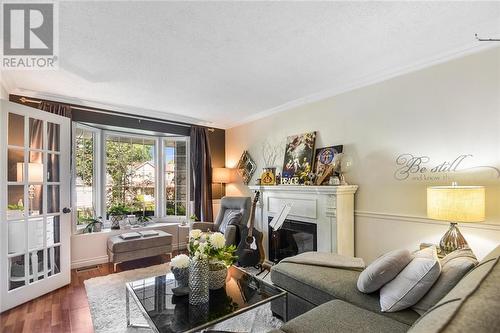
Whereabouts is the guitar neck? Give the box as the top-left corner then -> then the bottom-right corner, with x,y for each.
248,205 -> 256,238
248,192 -> 259,238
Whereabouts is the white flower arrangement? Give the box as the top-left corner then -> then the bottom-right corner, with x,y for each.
171,254 -> 190,269
189,229 -> 202,239
209,232 -> 226,249
188,229 -> 237,266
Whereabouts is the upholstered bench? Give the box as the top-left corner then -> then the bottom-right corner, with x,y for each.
107,230 -> 173,271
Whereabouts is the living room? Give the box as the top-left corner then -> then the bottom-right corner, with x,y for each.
0,1 -> 499,332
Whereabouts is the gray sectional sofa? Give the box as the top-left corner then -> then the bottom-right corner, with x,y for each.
270,245 -> 500,333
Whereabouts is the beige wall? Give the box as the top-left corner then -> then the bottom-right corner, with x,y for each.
226,47 -> 500,262
1,85 -> 8,99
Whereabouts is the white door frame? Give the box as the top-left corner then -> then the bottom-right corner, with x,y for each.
0,100 -> 71,312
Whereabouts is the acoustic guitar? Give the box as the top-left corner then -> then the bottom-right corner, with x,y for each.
236,191 -> 265,268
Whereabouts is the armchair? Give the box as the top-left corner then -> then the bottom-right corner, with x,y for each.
192,196 -> 251,246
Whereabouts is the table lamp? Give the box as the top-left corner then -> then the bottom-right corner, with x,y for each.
213,167 -> 231,196
427,183 -> 485,255
17,162 -> 44,212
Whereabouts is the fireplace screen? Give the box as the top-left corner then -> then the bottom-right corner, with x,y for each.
268,217 -> 317,263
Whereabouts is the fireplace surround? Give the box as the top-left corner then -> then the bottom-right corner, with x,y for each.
248,185 -> 358,263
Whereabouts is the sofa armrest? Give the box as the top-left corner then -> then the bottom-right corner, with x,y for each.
192,222 -> 216,232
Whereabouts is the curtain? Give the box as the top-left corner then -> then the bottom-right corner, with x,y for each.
37,101 -> 71,246
190,126 -> 213,222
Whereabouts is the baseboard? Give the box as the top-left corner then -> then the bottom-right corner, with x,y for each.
71,255 -> 109,269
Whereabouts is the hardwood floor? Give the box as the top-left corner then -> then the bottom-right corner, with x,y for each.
0,255 -> 173,333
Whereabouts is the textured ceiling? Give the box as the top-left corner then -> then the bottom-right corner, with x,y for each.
1,1 -> 499,128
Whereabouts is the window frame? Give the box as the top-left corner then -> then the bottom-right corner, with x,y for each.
163,136 -> 189,220
72,123 -> 190,233
72,123 -> 101,233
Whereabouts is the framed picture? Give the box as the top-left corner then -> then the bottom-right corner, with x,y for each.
313,145 -> 343,185
282,132 -> 316,182
236,150 -> 257,185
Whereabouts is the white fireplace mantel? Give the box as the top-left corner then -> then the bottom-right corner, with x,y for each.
248,185 -> 358,259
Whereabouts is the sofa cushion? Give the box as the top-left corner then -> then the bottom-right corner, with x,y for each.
412,247 -> 477,314
276,300 -> 410,333
380,246 -> 441,312
408,245 -> 500,333
357,249 -> 413,293
271,262 -> 420,325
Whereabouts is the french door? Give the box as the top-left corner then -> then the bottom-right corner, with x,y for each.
0,100 -> 71,312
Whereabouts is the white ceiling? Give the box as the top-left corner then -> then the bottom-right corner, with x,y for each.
1,1 -> 499,129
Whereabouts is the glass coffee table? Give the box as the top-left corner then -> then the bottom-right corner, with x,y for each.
126,266 -> 287,333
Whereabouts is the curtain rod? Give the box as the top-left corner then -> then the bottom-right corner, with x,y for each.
18,96 -> 215,132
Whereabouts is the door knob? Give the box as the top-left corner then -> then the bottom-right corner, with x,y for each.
62,207 -> 72,214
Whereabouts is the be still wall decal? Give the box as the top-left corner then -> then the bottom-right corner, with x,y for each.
394,153 -> 500,181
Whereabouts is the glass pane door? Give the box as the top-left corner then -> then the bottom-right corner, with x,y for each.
1,100 -> 71,312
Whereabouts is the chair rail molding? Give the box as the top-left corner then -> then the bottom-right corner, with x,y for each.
355,211 -> 500,231
248,185 -> 358,258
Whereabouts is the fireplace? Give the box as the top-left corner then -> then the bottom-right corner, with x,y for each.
268,217 -> 317,263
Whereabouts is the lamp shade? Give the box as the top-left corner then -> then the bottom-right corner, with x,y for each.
17,163 -> 44,182
427,186 -> 485,223
212,167 -> 231,184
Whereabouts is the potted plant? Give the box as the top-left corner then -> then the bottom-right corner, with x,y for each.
136,213 -> 152,225
171,254 -> 190,287
108,203 -> 129,230
188,230 -> 237,290
206,232 -> 237,290
188,229 -> 210,305
189,214 -> 198,227
7,203 -> 24,219
81,216 -> 104,233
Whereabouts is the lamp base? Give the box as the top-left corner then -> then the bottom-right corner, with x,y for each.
440,222 -> 469,255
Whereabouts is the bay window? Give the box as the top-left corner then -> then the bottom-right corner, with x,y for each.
73,123 -> 189,231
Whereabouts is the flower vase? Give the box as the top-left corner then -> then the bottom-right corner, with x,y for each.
189,259 -> 209,305
110,215 -> 123,230
209,264 -> 227,290
172,267 -> 189,287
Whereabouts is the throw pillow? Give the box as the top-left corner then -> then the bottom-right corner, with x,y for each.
357,249 -> 413,293
380,246 -> 441,312
218,209 -> 243,234
412,247 -> 478,314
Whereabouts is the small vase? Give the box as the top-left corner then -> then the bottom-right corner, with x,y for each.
110,215 -> 123,230
93,223 -> 102,233
172,267 -> 189,287
189,259 -> 209,305
209,266 -> 227,290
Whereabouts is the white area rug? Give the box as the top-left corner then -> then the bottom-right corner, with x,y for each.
84,264 -> 282,333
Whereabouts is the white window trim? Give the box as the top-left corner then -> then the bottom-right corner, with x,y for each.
72,123 -> 101,233
72,123 -> 190,233
163,136 -> 190,223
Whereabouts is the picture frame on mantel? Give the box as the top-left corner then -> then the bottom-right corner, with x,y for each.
282,132 -> 316,183
313,145 -> 343,185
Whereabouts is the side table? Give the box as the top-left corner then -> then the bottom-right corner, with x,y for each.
177,224 -> 190,251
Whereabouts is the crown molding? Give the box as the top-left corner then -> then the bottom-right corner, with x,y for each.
224,42 -> 500,129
